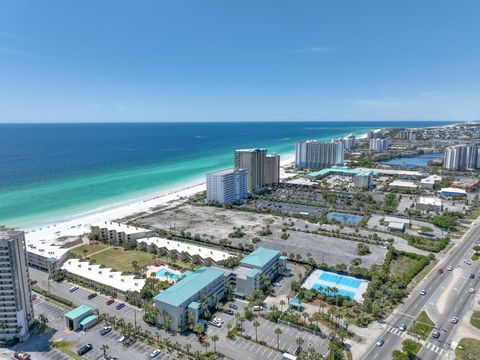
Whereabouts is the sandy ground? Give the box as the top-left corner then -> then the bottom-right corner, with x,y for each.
451,292 -> 480,346
436,268 -> 462,316
24,155 -> 296,243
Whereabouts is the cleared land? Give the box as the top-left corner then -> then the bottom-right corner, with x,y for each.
138,204 -> 387,268
455,338 -> 480,360
470,311 -> 480,330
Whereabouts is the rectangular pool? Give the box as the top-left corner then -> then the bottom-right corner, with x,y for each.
319,272 -> 361,289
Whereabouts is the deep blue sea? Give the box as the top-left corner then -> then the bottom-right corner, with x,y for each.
0,121 -> 454,228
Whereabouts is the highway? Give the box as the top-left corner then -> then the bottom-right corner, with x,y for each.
360,220 -> 480,360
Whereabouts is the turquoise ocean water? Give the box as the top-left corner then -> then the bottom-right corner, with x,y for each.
0,121 -> 453,228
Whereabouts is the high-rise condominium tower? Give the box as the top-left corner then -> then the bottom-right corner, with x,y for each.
234,148 -> 267,192
295,140 -> 344,169
264,154 -> 280,186
0,226 -> 34,341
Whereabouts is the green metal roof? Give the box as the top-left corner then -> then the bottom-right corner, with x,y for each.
64,305 -> 92,320
240,247 -> 279,269
79,315 -> 98,326
308,167 -> 361,178
154,267 -> 224,307
247,268 -> 260,277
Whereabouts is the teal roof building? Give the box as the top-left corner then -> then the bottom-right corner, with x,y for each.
240,247 -> 280,269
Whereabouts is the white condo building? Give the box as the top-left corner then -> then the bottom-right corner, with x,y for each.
343,134 -> 356,150
369,139 -> 389,152
354,171 -> 373,189
295,140 -> 344,169
0,227 -> 34,341
444,144 -> 480,170
206,168 -> 248,204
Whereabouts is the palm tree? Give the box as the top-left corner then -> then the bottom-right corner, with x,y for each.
83,249 -> 88,259
279,299 -> 286,313
131,260 -> 139,273
38,314 -> 49,328
185,343 -> 192,356
239,316 -> 245,335
234,312 -> 240,326
203,341 -> 210,354
101,344 -> 109,358
296,336 -> 305,351
211,335 -> 219,353
274,327 -> 282,349
253,320 -> 260,342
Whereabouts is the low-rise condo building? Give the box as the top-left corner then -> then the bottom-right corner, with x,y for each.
354,171 -> 374,189
91,222 -> 153,247
389,180 -> 418,192
416,197 -> 442,212
420,174 -> 442,189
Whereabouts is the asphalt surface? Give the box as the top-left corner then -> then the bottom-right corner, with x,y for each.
360,220 -> 480,360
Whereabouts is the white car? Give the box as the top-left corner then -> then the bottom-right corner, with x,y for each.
253,305 -> 264,311
451,317 -> 458,324
69,286 -> 79,292
420,289 -> 427,295
469,288 -> 476,293
150,349 -> 161,358
464,259 -> 472,265
118,335 -> 126,343
447,265 -> 453,271
376,339 -> 385,347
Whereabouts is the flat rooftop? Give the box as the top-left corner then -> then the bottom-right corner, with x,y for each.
137,237 -> 233,263
389,180 -> 418,188
91,222 -> 150,235
65,305 -> 92,320
308,167 -> 361,178
62,259 -> 145,293
440,187 -> 466,194
240,247 -> 280,268
154,266 -> 225,307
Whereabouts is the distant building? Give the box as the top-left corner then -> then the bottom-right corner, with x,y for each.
354,171 -> 373,189
420,174 -> 442,190
264,154 -> 280,186
389,180 -> 418,192
444,144 -> 480,170
343,134 -> 356,150
369,139 -> 389,152
91,222 -> 153,247
65,305 -> 98,331
0,227 -> 34,341
384,217 -> 410,233
416,197 -> 442,212
398,129 -> 417,140
235,148 -> 267,192
295,140 -> 344,169
440,187 -> 467,197
206,168 -> 248,205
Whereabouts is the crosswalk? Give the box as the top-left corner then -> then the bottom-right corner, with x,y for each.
424,342 -> 445,356
386,326 -> 406,338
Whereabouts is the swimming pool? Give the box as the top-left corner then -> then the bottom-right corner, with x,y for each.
156,268 -> 181,281
319,272 -> 361,289
326,212 -> 363,225
311,283 -> 356,300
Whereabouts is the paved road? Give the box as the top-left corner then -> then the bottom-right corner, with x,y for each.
360,220 -> 480,360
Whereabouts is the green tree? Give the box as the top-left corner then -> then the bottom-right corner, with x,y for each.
274,327 -> 283,349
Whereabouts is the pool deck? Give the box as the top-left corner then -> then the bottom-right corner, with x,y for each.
147,265 -> 183,283
302,269 -> 369,303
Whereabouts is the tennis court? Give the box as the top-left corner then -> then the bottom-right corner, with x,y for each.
326,212 -> 363,225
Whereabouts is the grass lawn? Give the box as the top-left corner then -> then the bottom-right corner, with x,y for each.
470,208 -> 480,219
409,311 -> 435,340
390,256 -> 418,279
402,339 -> 421,355
71,243 -> 111,258
52,341 -> 83,360
86,247 -> 155,272
470,311 -> 480,330
455,338 -> 480,360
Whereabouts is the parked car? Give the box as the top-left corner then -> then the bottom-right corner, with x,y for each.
150,349 -> 161,358
451,317 -> 458,324
116,303 -> 125,310
30,280 -> 37,285
77,344 -> 93,355
398,324 -> 407,331
69,286 -> 79,292
447,265 -> 453,271
87,293 -> 97,300
222,308 -> 234,315
99,326 -> 112,335
229,304 -> 238,310
118,335 -> 128,343
376,339 -> 385,347
106,298 -> 115,305
253,305 -> 264,311
14,351 -> 31,360
432,330 -> 441,339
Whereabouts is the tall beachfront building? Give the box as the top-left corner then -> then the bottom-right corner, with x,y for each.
264,154 -> 280,186
369,139 -> 389,152
0,227 -> 34,341
234,148 -> 267,192
206,168 -> 248,204
343,134 -> 356,150
295,140 -> 344,170
444,144 -> 480,170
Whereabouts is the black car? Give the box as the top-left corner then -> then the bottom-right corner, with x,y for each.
228,304 -> 238,310
222,308 -> 234,315
77,344 -> 93,355
87,293 -> 97,300
116,303 -> 125,310
470,273 -> 476,279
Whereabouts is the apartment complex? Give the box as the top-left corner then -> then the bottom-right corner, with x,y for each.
91,222 -> 153,247
234,148 -> 267,192
206,168 -> 248,205
398,129 -> 417,140
354,171 -> 373,189
295,140 -> 344,170
343,134 -> 356,150
369,139 -> 389,152
264,153 -> 280,186
0,227 -> 34,341
154,247 -> 286,331
444,144 -> 480,170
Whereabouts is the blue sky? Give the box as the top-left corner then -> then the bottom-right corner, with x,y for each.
0,0 -> 479,122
